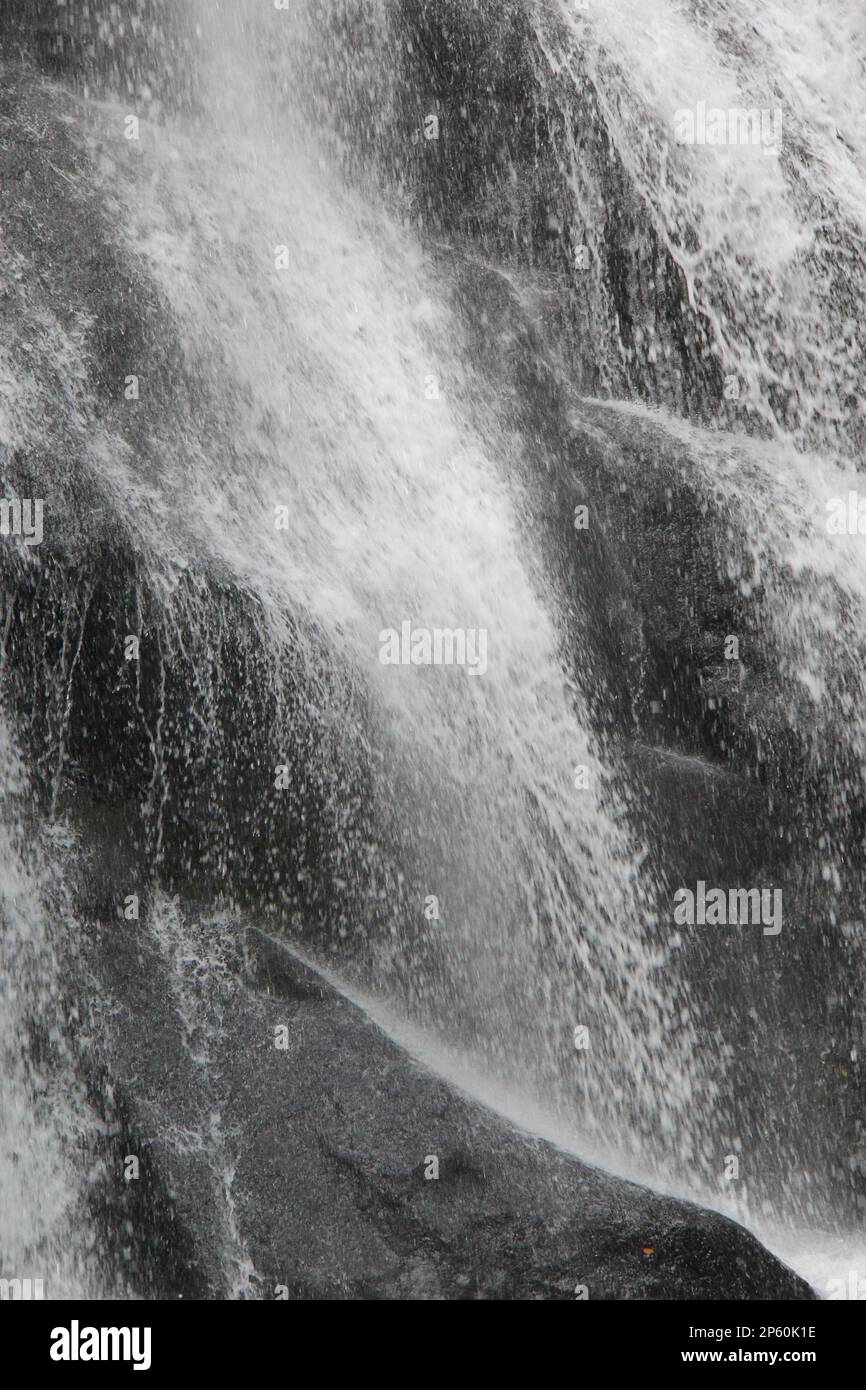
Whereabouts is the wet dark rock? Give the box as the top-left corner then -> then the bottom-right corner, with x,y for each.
82,903 -> 815,1300
299,0 -> 727,425
0,1 -> 197,110
0,41 -> 858,1297
441,251 -> 866,1221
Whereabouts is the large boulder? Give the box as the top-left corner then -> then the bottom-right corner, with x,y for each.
79,887 -> 814,1300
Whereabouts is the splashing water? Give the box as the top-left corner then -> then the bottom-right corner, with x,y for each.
0,715 -> 104,1298
532,0 -> 866,458
96,41 -> 708,1166
1,0 -> 865,1298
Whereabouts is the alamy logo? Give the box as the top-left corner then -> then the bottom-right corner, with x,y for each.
0,496 -> 43,546
0,1277 -> 44,1299
826,492 -> 866,535
379,621 -> 488,676
674,881 -> 782,935
50,1321 -> 152,1372
674,101 -> 782,153
825,1270 -> 866,1300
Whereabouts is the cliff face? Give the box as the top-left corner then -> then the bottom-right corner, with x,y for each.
289,0 -> 866,1222
275,0 -> 726,425
0,9 -> 862,1297
290,0 -> 866,464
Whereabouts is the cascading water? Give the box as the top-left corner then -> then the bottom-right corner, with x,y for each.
0,0 -> 864,1301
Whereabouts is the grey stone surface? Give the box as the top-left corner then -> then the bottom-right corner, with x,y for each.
85,910 -> 814,1300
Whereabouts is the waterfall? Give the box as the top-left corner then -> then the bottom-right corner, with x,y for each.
0,0 -> 864,1299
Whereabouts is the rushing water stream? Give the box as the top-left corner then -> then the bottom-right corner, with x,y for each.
0,0 -> 864,1299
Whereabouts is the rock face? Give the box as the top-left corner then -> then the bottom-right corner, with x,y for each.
0,0 -> 195,109
82,899 -> 813,1300
0,26 -> 858,1298
441,252 -> 866,1223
